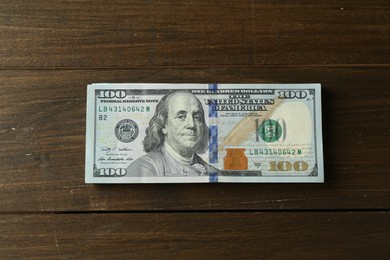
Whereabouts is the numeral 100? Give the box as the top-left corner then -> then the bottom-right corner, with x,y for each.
269,161 -> 308,171
98,90 -> 126,99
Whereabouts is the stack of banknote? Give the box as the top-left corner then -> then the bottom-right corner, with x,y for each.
85,83 -> 323,183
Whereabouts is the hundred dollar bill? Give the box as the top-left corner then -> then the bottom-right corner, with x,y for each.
85,84 -> 323,183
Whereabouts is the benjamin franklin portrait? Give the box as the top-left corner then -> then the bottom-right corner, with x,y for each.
126,91 -> 219,177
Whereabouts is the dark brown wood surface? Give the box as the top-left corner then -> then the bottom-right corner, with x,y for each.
0,0 -> 389,258
0,213 -> 389,258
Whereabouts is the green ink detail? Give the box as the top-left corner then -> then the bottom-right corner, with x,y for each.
258,119 -> 282,143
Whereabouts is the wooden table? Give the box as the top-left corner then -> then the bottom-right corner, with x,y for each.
1,1 -> 389,258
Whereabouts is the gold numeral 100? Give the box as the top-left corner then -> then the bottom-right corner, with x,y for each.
269,161 -> 308,171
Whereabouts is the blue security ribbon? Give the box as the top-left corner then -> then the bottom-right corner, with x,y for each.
208,84 -> 218,183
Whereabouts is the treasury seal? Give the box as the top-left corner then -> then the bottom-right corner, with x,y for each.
258,119 -> 282,143
115,119 -> 139,143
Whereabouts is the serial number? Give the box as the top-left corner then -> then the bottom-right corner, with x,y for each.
248,148 -> 302,156
98,106 -> 150,113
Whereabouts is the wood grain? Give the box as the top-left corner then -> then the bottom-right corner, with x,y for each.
1,1 -> 389,257
0,0 -> 389,67
0,212 -> 389,258
0,67 -> 388,212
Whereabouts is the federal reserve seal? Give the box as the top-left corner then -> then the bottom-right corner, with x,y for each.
258,119 -> 282,143
115,119 -> 139,143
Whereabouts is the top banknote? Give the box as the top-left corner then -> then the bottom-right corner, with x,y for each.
85,84 -> 323,183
